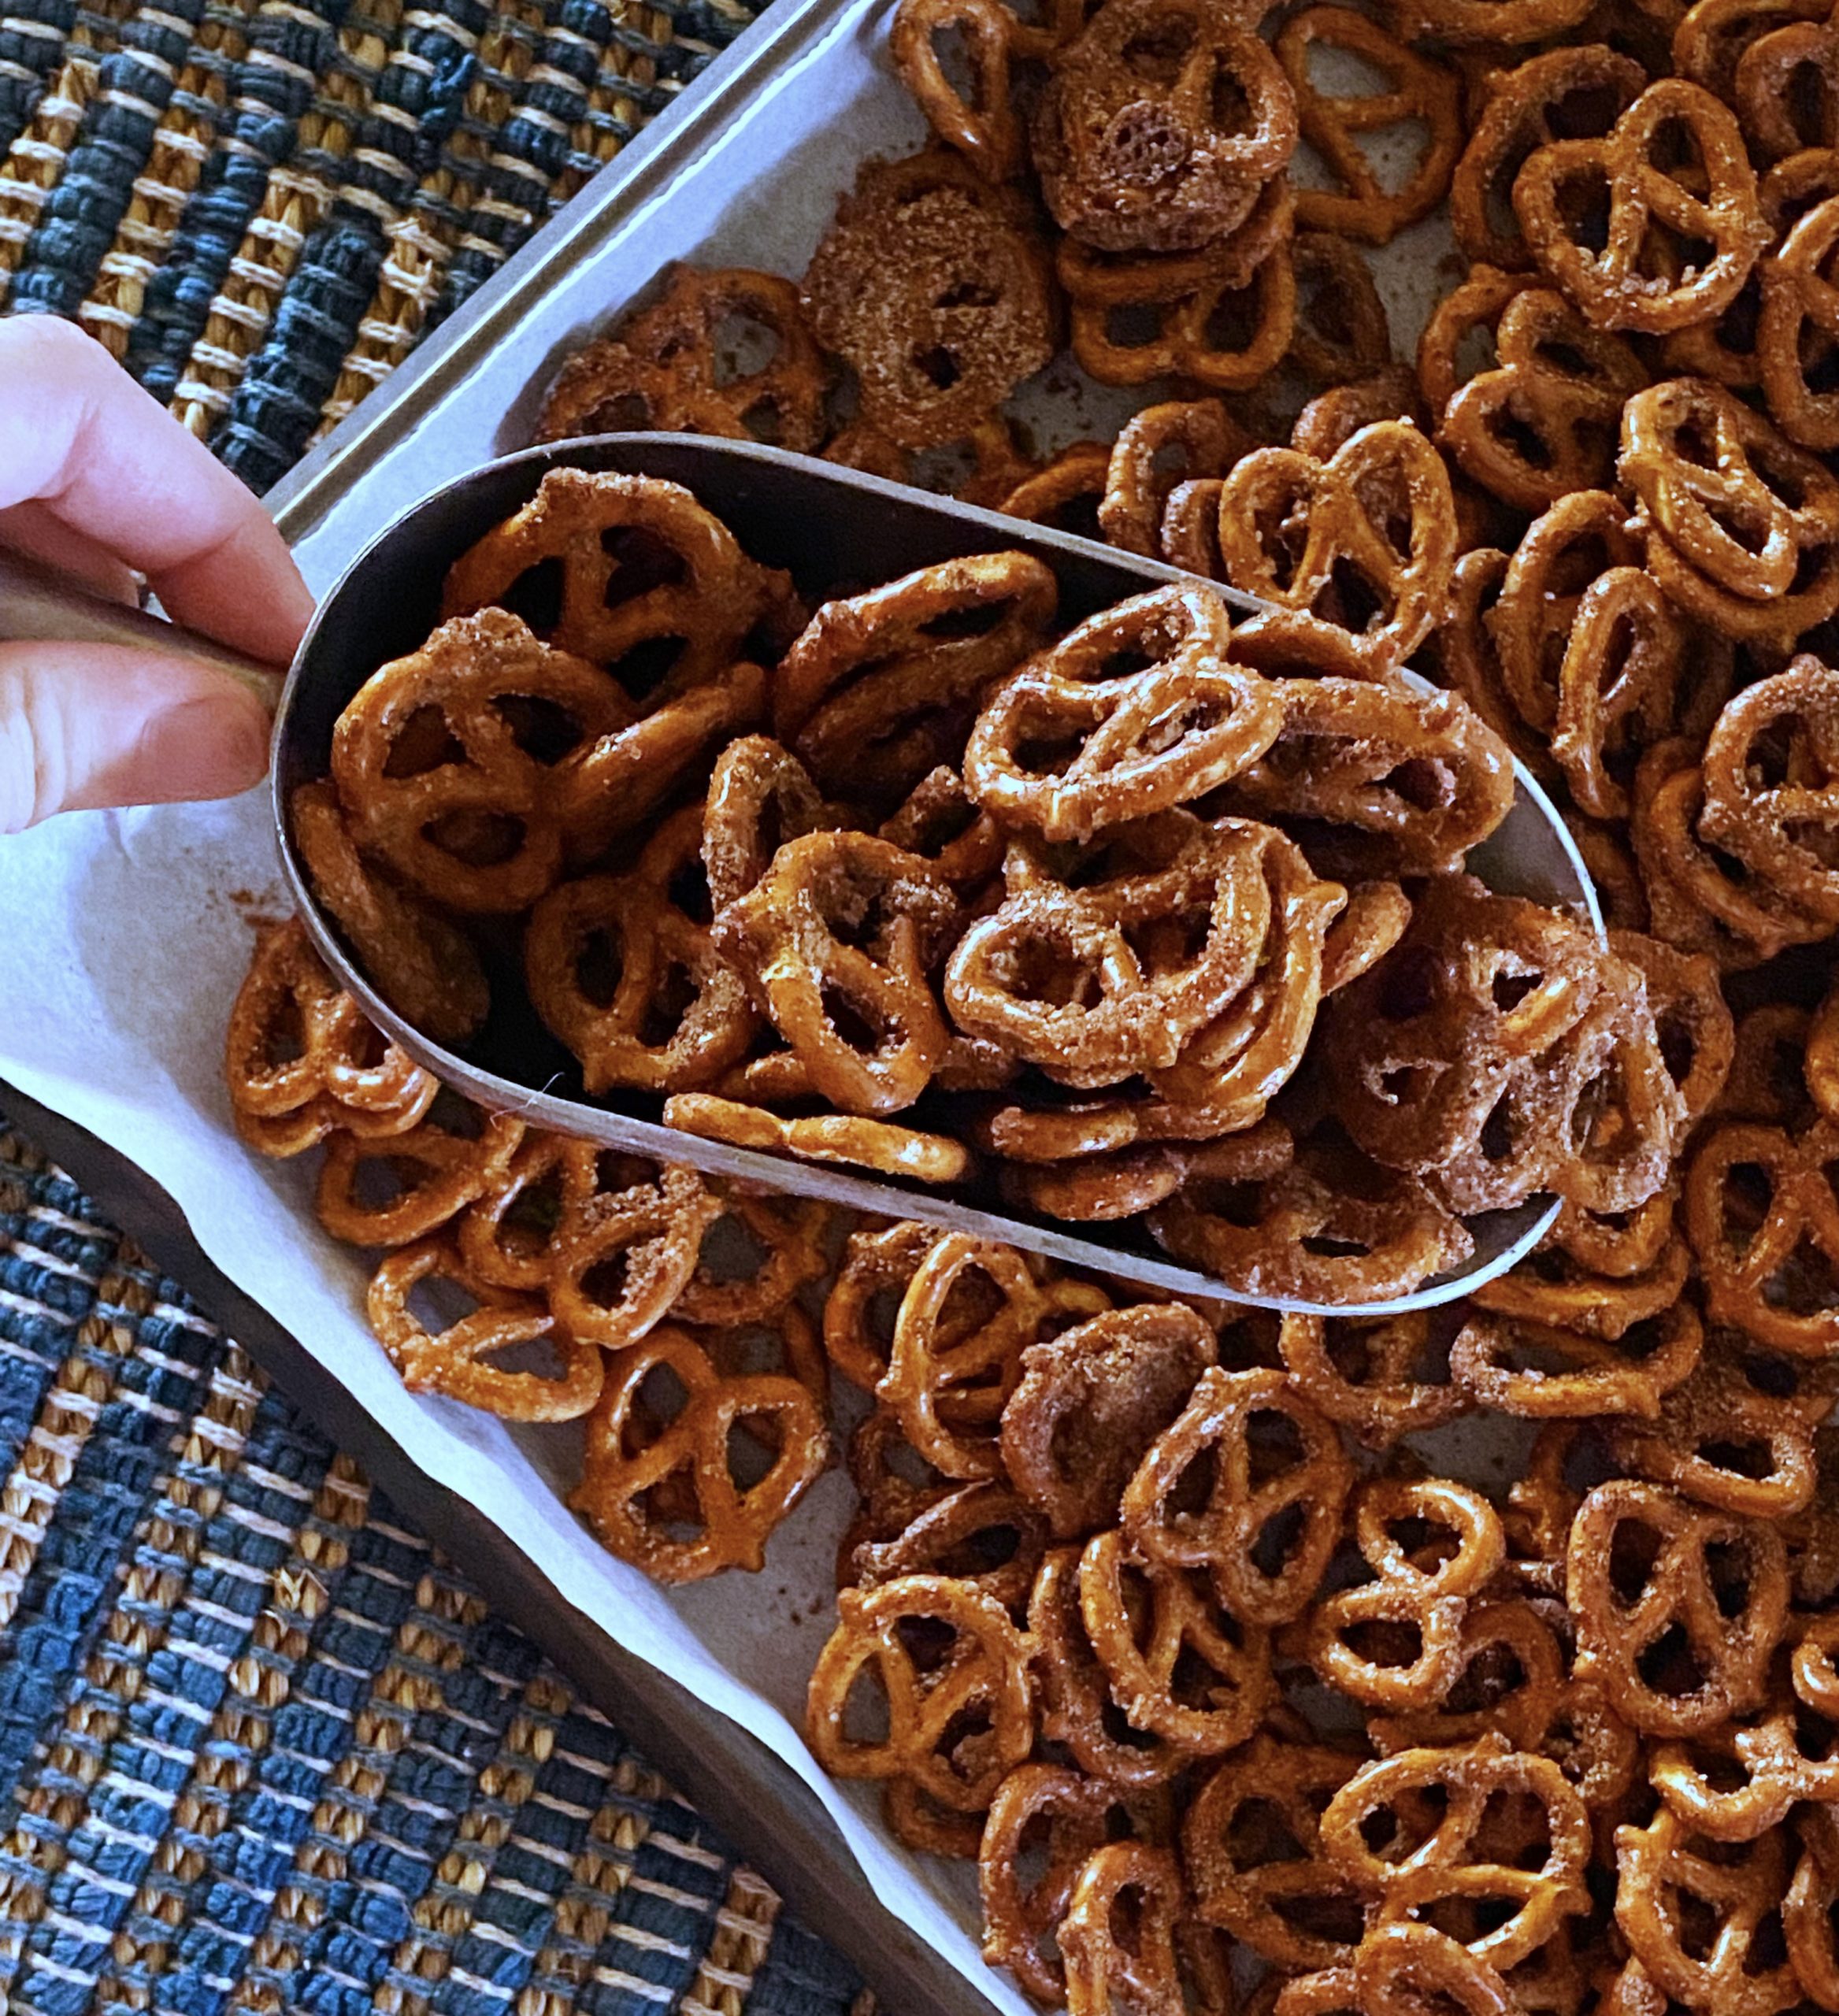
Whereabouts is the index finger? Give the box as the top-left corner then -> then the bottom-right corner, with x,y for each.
0,318 -> 315,665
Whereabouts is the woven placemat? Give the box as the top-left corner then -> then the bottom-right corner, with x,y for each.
0,1118 -> 869,2016
0,0 -> 754,491
0,0 -> 883,2007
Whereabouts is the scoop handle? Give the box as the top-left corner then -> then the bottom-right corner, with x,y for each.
0,543 -> 286,708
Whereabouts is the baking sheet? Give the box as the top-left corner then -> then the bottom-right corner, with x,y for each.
0,4 -> 1555,2010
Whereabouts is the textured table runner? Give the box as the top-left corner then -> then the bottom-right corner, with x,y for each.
0,0 -> 876,2007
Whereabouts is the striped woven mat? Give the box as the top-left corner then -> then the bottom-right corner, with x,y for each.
0,1117 -> 869,2015
0,0 -> 880,2006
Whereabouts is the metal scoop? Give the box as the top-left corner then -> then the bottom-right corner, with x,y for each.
269,433 -> 1596,1316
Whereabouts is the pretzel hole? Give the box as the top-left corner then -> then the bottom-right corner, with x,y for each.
819,982 -> 890,1057
606,634 -> 689,700
1250,1501 -> 1309,1581
925,22 -> 981,106
1225,1794 -> 1307,1867
1275,1889 -> 1366,1946
349,1149 -> 441,1213
937,1703 -> 999,1785
256,991 -> 308,1069
1550,165 -> 1613,254
1482,400 -> 1561,477
1355,1781 -> 1445,1859
579,1247 -> 639,1314
637,959 -> 703,1046
425,810 -> 527,868
488,1170 -> 565,1261
1101,301 -> 1173,356
1764,1233 -> 1839,1317
1636,1622 -> 1711,1701
725,1409 -> 792,1490
498,558 -> 566,634
1415,1891 -> 1523,1946
840,1661 -> 894,1746
1317,558 -> 1389,638
1342,1616 -> 1428,1675
567,924 -> 624,1010
405,1267 -> 484,1336
600,525 -> 689,610
912,345 -> 964,391
707,308 -> 789,388
385,705 -> 466,777
1121,14 -> 1194,81
494,693 -> 591,765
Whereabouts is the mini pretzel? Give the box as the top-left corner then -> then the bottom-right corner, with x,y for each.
1451,1303 -> 1704,1421
944,816 -> 1277,1084
525,810 -> 757,1096
1685,1121 -> 1839,1358
662,1093 -> 973,1185
1216,678 -> 1515,878
891,0 -> 1022,183
1279,1310 -> 1468,1450
1490,489 -> 1646,739
823,1221 -> 941,1393
1567,1478 -> 1789,1735
368,1235 -> 597,1421
1275,10 -> 1462,244
1032,0 -> 1300,254
547,1162 -> 719,1351
1613,1807 -> 1799,2016
774,551 -> 1058,806
1029,1545 -> 1185,1788
1630,739 -> 1832,969
443,469 -> 781,691
713,830 -> 958,1115
1736,9 -> 1839,159
1611,932 -> 1734,1130
1466,1198 -> 1694,1335
224,918 -> 435,1134
1067,241 -> 1298,391
290,782 -> 491,1049
1512,80 -> 1768,334
1096,399 -> 1248,558
979,1766 -> 1137,2004
1059,1842 -> 1191,2016
1291,367 -> 1427,461
1759,194 -> 1839,448
1673,0 -> 1831,102
1319,1737 -> 1592,1972
1287,232 -> 1394,387
1452,49 -> 1648,272
847,1482 -> 1047,1615
1211,421 -> 1459,675
1153,1154 -> 1474,1305
878,1233 -> 1044,1480
457,1128 -> 583,1291
805,1573 -> 1033,1809
964,584 -> 1282,841
1348,1925 -> 1526,2016
1182,1734 -> 1366,1970
802,150 -> 1055,450
1306,1477 -> 1506,1712
536,265 -> 829,452
999,1121 -> 1292,1223
670,1186 -> 828,1329
1699,658 -> 1839,925
328,608 -> 629,914
999,442 -> 1114,539
700,736 -> 839,914
315,1112 -> 524,1248
1078,1529 -> 1274,1753
999,1303 -> 1211,1540
1611,1349 -> 1820,1519
1121,1366 -> 1351,1626
1366,1596 -> 1566,1758
1620,377 -> 1839,642
1437,287 -> 1650,517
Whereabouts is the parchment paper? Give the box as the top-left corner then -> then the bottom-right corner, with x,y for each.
0,6 -> 1487,2007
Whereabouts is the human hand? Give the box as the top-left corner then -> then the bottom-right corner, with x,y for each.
0,317 -> 314,832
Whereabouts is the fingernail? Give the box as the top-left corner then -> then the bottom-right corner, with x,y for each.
136,695 -> 271,803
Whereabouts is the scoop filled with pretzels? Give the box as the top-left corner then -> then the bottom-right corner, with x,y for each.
278,459 -> 1670,1306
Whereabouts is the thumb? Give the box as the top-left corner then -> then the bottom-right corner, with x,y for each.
0,641 -> 272,833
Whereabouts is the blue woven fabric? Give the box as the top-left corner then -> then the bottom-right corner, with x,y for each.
0,1118 -> 867,2016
